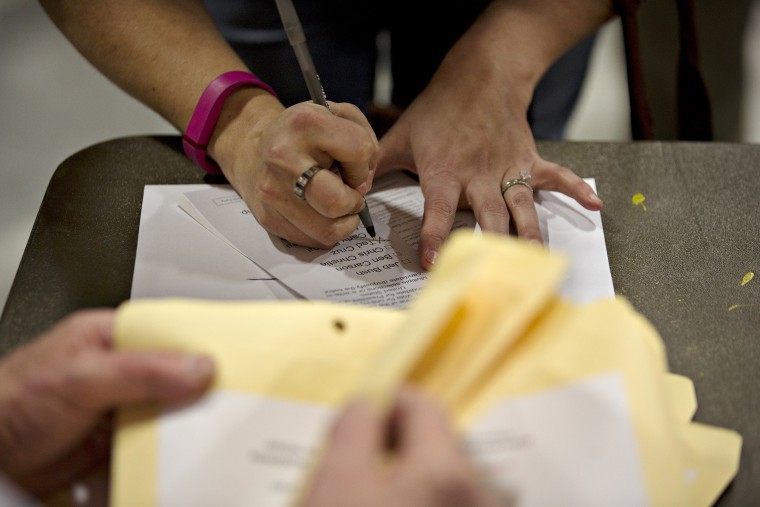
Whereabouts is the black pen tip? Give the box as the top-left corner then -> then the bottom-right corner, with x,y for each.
367,225 -> 376,238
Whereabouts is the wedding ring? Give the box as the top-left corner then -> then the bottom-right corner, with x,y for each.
293,165 -> 322,200
501,171 -> 533,194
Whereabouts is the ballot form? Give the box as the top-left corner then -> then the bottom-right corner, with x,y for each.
132,172 -> 614,305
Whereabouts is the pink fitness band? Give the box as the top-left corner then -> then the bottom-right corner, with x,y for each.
182,70 -> 277,174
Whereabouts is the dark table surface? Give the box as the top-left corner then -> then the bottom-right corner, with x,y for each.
1,136 -> 758,504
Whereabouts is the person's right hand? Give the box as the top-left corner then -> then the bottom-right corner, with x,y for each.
39,1 -> 379,251
299,388 -> 506,507
210,91 -> 380,248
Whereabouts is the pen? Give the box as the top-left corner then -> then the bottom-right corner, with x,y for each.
274,0 -> 376,238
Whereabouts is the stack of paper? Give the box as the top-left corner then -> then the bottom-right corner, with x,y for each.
112,232 -> 740,507
132,172 -> 615,306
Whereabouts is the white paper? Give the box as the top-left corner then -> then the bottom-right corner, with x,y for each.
534,180 -> 614,303
156,373 -> 647,507
159,392 -> 332,507
367,172 -> 478,251
467,373 -> 649,507
131,185 -> 297,301
132,173 -> 614,304
343,172 -> 614,303
182,186 -> 428,309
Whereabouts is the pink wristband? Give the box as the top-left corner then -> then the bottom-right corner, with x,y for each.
183,71 -> 277,174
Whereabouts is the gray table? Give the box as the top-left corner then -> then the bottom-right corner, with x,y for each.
1,136 -> 758,504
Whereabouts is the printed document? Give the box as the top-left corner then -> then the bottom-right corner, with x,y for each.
182,187 -> 427,308
155,374 -> 646,507
170,172 -> 613,306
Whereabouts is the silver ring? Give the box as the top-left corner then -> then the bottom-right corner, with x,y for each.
501,171 -> 533,194
293,165 -> 322,200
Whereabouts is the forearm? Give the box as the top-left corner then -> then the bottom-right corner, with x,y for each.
443,0 -> 614,107
38,0 -> 271,132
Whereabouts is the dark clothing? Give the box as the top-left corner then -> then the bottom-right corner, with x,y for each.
204,0 -> 596,140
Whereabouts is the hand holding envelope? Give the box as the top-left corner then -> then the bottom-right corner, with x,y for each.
112,232 -> 741,507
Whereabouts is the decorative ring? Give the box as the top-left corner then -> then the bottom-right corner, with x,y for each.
501,171 -> 533,195
293,165 -> 322,200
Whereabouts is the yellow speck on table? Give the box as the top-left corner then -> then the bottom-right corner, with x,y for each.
632,193 -> 647,211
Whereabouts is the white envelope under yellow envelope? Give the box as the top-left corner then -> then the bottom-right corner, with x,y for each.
366,231 -> 741,507
452,297 -> 740,507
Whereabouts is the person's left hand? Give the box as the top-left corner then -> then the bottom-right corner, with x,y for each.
376,4 -> 605,270
0,309 -> 215,498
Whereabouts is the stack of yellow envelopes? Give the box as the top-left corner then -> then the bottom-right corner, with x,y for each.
112,231 -> 741,507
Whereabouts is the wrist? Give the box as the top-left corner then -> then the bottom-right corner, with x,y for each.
207,88 -> 284,180
439,31 -> 538,113
182,71 -> 278,174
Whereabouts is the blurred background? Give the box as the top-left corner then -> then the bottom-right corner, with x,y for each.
1,0 -> 759,312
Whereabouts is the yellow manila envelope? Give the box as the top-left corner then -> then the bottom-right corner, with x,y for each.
355,233 -> 567,409
455,298 -> 741,507
112,301 -> 403,507
111,232 -> 741,507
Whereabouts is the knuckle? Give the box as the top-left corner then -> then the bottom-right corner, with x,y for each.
573,178 -> 591,193
254,177 -> 280,205
508,190 -> 535,209
547,162 -> 577,182
355,136 -> 379,162
318,219 -> 358,247
260,140 -> 290,165
63,308 -> 92,327
425,197 -> 456,220
26,362 -> 93,409
287,105 -> 322,132
552,163 -> 575,177
478,200 -> 509,218
112,356 -> 150,383
321,195 -> 350,219
314,230 -> 342,248
24,368 -> 66,401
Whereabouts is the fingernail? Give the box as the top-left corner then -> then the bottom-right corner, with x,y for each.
424,249 -> 438,266
185,355 -> 214,384
588,192 -> 603,205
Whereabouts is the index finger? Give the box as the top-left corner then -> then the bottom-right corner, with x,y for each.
322,102 -> 379,192
329,101 -> 379,163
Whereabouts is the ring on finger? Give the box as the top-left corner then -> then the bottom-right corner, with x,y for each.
501,171 -> 533,195
293,165 -> 322,200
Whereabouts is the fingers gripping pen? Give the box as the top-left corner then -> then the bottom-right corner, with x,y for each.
274,0 -> 377,238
